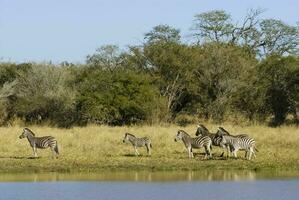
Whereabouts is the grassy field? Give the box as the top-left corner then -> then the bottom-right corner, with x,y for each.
0,124 -> 298,173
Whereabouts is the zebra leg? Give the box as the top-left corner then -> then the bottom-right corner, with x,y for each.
145,144 -> 151,156
51,147 -> 58,159
226,146 -> 230,158
32,146 -> 38,158
204,146 -> 211,159
187,147 -> 192,158
233,150 -> 238,158
208,145 -> 212,159
248,147 -> 254,160
252,148 -> 256,158
134,146 -> 139,156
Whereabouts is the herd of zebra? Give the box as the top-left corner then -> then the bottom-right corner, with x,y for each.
19,124 -> 258,160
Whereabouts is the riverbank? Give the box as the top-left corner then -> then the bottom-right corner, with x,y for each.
0,124 -> 298,173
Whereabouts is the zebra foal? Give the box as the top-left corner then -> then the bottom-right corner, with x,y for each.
19,128 -> 59,158
174,130 -> 212,159
122,133 -> 152,156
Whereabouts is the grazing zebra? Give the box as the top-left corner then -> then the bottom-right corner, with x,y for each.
122,133 -> 152,156
219,133 -> 258,160
174,130 -> 212,159
19,128 -> 59,158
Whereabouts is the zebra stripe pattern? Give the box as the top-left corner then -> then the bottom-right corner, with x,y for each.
217,127 -> 249,138
19,128 -> 59,158
218,132 -> 257,160
195,124 -> 224,146
175,130 -> 212,159
123,133 -> 152,156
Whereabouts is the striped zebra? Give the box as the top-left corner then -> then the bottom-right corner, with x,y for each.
19,128 -> 59,158
218,134 -> 258,160
196,124 -> 225,146
218,127 -> 258,160
195,124 -> 227,157
174,130 -> 212,159
122,133 -> 152,156
216,127 -> 250,158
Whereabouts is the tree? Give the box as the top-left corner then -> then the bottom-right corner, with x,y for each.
144,24 -> 181,44
259,55 -> 299,125
14,64 -> 79,127
141,42 -> 199,119
259,19 -> 299,56
86,45 -> 123,71
74,65 -> 162,125
190,43 -> 257,121
192,9 -> 299,57
192,10 -> 234,43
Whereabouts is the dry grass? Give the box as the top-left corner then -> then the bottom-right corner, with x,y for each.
0,123 -> 298,173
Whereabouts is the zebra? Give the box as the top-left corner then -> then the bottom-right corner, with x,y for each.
195,124 -> 223,146
195,124 -> 229,157
174,130 -> 212,159
19,128 -> 59,158
216,127 -> 250,158
218,133 -> 258,160
122,133 -> 152,156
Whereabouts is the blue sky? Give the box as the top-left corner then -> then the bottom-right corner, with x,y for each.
1,0 -> 298,63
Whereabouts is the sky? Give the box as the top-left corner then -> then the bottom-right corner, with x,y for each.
0,0 -> 298,63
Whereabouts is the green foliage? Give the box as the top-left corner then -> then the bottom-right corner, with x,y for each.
74,64 -> 162,125
193,10 -> 233,43
0,9 -> 298,127
144,24 -> 181,44
256,55 -> 298,125
260,19 -> 299,55
190,43 -> 257,121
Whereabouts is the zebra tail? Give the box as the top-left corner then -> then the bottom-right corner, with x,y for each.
254,147 -> 259,153
150,143 -> 152,149
54,143 -> 59,155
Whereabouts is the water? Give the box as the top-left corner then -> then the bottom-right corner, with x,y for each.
0,171 -> 299,200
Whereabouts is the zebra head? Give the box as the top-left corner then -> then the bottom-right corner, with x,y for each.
174,130 -> 185,142
123,133 -> 134,143
19,128 -> 33,139
216,127 -> 230,136
195,124 -> 209,136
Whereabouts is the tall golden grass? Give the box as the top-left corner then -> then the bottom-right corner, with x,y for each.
0,123 -> 298,172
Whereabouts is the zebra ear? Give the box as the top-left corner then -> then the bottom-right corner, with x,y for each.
197,125 -> 200,128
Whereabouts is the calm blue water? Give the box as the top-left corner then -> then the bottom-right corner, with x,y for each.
0,180 -> 298,200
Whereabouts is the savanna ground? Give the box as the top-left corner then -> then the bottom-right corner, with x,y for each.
0,124 -> 298,173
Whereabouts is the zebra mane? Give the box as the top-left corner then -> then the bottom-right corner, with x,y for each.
125,132 -> 136,138
218,127 -> 231,135
24,127 -> 35,136
197,124 -> 210,134
178,130 -> 190,137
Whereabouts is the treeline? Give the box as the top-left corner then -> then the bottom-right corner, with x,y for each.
0,9 -> 298,127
